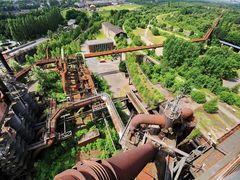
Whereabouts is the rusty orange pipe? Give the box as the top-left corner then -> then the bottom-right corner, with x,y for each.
129,114 -> 170,132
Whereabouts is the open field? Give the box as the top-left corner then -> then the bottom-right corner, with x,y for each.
133,28 -> 167,44
132,28 -> 145,37
147,31 -> 166,44
100,4 -> 142,11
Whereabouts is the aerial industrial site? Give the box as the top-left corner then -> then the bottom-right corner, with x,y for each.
0,0 -> 240,180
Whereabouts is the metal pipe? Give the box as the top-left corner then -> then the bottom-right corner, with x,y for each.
129,114 -> 170,132
54,143 -> 157,180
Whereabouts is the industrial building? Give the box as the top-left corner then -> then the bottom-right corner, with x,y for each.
102,22 -> 127,42
0,36 -> 240,179
86,39 -> 114,53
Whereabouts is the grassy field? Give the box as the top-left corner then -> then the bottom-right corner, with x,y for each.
147,31 -> 166,44
100,4 -> 142,11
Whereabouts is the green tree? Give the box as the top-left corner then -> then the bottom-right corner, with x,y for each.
163,36 -> 200,68
151,26 -> 160,36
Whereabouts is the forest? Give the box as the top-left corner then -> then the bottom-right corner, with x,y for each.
8,8 -> 64,42
140,36 -> 240,109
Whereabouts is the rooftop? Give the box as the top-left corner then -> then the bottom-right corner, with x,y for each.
102,22 -> 125,35
86,38 -> 114,46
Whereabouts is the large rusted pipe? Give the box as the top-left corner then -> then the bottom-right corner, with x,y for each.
129,108 -> 195,133
54,143 -> 158,180
0,52 -> 14,75
129,114 -> 170,132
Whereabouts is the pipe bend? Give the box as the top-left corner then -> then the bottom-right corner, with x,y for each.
129,114 -> 169,132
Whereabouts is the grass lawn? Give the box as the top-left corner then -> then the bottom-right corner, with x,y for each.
100,4 -> 142,11
132,28 -> 145,36
96,31 -> 107,40
147,31 -> 166,44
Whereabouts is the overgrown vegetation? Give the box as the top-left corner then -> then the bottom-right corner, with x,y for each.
214,10 -> 240,45
126,53 -> 165,108
119,61 -> 127,72
140,36 -> 240,103
191,90 -> 206,104
30,67 -> 66,102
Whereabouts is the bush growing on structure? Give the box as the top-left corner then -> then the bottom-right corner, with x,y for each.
187,128 -> 201,140
190,90 -> 206,104
203,99 -> 218,113
119,61 -> 127,72
9,60 -> 23,73
219,91 -> 235,105
30,67 -> 66,102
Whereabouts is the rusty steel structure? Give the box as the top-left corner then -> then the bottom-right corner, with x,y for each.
0,51 -> 126,178
57,55 -> 95,101
13,44 -> 162,80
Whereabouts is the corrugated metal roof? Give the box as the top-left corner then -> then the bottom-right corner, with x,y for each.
86,39 -> 114,45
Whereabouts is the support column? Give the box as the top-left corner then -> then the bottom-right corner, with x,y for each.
121,53 -> 126,61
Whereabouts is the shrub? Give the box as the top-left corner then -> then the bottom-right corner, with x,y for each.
203,99 -> 218,113
219,91 -> 235,105
151,26 -> 160,36
179,28 -> 183,32
190,31 -> 194,36
119,61 -> 127,72
191,90 -> 206,104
